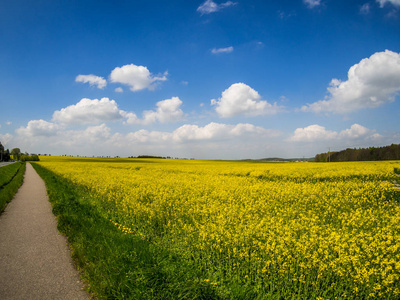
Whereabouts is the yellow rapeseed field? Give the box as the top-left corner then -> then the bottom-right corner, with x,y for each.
37,157 -> 400,299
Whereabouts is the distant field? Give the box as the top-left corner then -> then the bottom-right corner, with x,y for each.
34,157 -> 400,299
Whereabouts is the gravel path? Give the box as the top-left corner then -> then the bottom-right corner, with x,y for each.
0,163 -> 89,299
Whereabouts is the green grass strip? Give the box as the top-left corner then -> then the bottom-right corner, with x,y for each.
32,163 -> 221,300
0,162 -> 26,212
0,162 -> 22,188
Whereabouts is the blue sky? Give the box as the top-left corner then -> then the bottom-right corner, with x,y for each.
1,0 -> 400,159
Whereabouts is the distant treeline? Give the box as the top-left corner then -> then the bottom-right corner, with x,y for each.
130,155 -> 168,159
315,144 -> 400,162
20,154 -> 40,162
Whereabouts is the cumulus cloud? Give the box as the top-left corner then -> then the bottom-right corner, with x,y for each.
301,50 -> 400,114
360,3 -> 371,14
211,83 -> 283,118
110,64 -> 167,92
0,133 -> 13,145
115,87 -> 123,93
172,122 -> 279,142
288,124 -> 381,142
304,0 -> 321,8
58,124 -> 112,146
125,97 -> 184,125
12,119 -> 281,159
197,0 -> 237,15
16,120 -> 60,137
75,74 -> 107,89
52,98 -> 124,125
120,122 -> 280,145
377,0 -> 400,7
211,46 -> 234,54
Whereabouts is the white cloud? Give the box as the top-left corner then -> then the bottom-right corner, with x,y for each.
125,97 -> 184,125
109,64 -> 167,92
377,0 -> 400,7
0,133 -> 13,145
119,122 -> 280,145
288,124 -> 381,142
301,50 -> 400,114
289,124 -> 337,142
360,3 -> 371,14
12,119 -> 281,159
52,98 -> 124,125
304,0 -> 321,8
75,74 -> 107,89
16,120 -> 59,137
211,83 -> 283,118
211,46 -> 234,54
115,87 -> 124,93
58,124 -> 112,146
172,122 -> 280,142
197,0 -> 237,15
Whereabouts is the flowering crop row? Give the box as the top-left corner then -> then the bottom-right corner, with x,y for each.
37,157 -> 400,299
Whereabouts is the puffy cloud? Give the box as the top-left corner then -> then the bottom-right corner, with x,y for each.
75,74 -> 107,89
211,46 -> 234,54
120,122 -> 280,145
211,83 -> 283,118
172,122 -> 280,142
110,64 -> 167,92
125,129 -> 171,144
360,3 -> 371,14
289,124 -> 337,142
16,120 -> 59,137
58,124 -> 112,146
301,50 -> 400,114
377,0 -> 400,7
115,87 -> 123,93
339,123 -> 371,139
288,124 -> 381,142
304,0 -> 321,8
0,133 -> 13,145
197,0 -> 237,15
125,97 -> 184,125
52,98 -> 124,125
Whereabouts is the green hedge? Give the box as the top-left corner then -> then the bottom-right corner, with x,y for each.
0,163 -> 26,212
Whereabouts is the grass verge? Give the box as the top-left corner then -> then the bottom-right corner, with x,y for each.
0,162 -> 26,212
31,163 -> 220,300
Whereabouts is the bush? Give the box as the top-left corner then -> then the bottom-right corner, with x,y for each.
0,162 -> 26,212
20,154 -> 40,162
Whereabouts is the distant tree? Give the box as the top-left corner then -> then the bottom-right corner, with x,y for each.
20,154 -> 40,162
0,142 -> 4,161
3,149 -> 10,162
315,144 -> 400,162
11,148 -> 21,160
0,142 -> 11,162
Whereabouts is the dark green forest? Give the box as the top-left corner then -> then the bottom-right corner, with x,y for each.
315,144 -> 400,162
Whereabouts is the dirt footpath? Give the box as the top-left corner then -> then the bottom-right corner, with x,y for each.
0,163 -> 89,299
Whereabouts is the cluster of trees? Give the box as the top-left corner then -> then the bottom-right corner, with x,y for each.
315,144 -> 400,162
19,154 -> 40,161
0,142 -> 11,161
0,141 -> 40,162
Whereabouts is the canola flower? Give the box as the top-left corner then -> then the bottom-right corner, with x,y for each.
37,157 -> 400,299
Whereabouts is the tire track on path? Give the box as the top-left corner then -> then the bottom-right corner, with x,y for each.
0,163 -> 89,300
